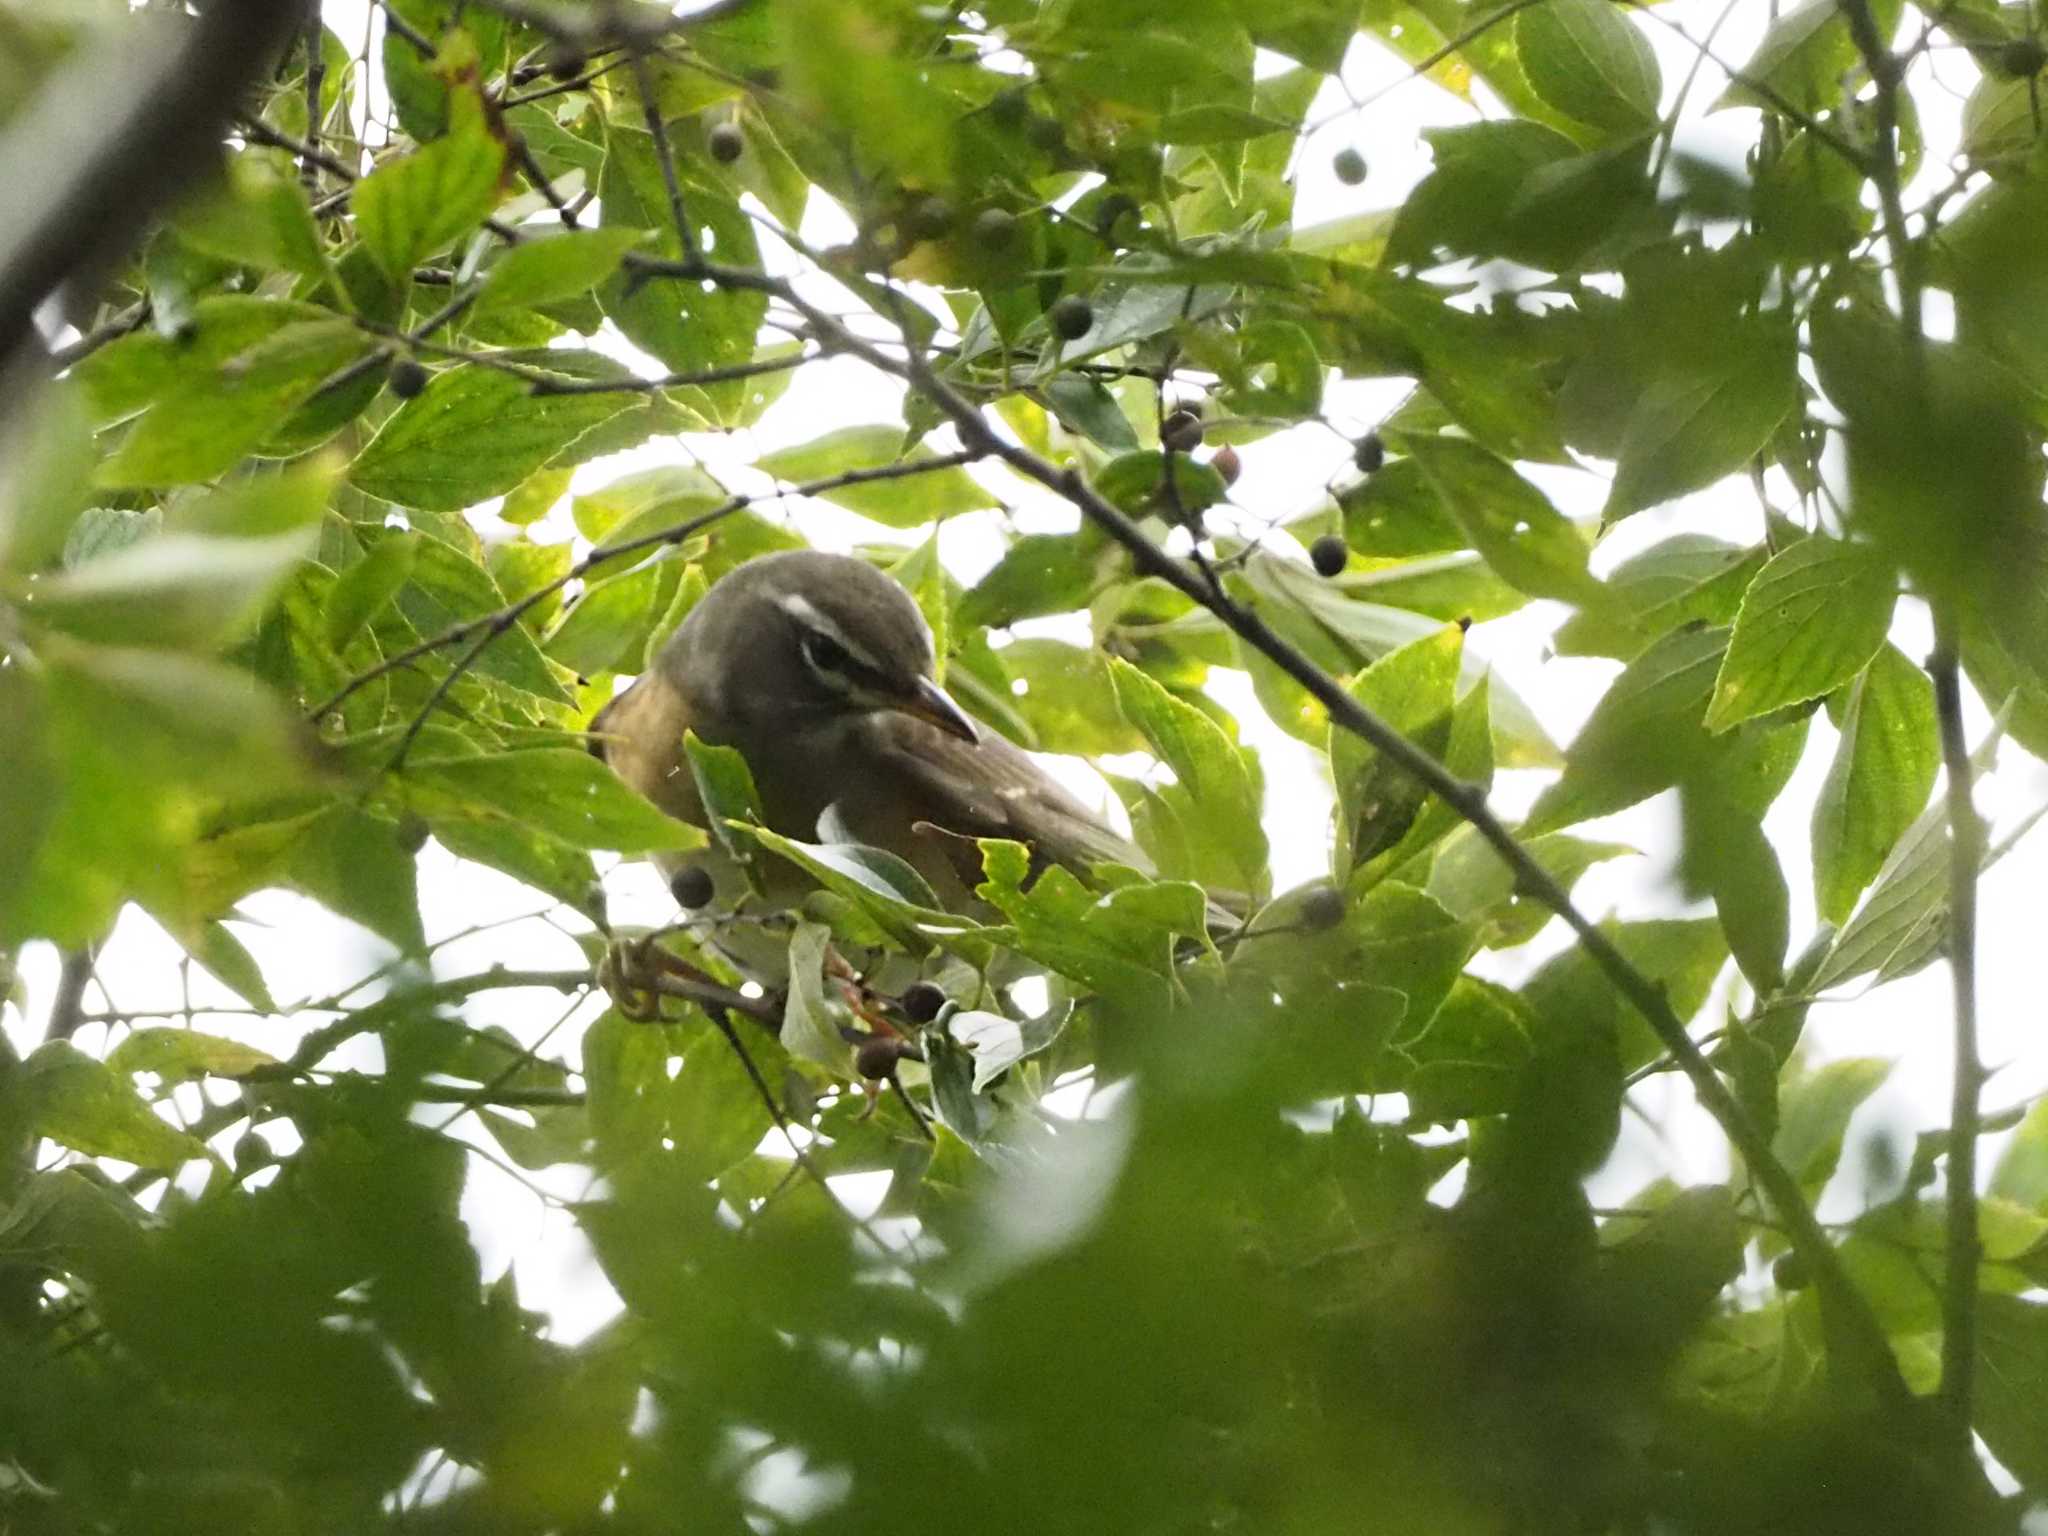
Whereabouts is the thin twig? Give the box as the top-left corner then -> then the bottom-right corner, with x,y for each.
1931,626 -> 1984,1437
44,949 -> 95,1045
49,304 -> 149,368
309,448 -> 981,728
301,2 -> 326,192
236,112 -> 358,184
374,0 -> 436,58
525,349 -> 813,396
629,48 -> 698,264
1838,0 -> 1977,1445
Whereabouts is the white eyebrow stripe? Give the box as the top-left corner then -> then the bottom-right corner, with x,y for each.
776,592 -> 884,671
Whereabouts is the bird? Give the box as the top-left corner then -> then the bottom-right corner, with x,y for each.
590,548 -> 1150,915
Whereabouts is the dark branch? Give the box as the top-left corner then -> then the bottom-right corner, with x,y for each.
0,0 -> 304,372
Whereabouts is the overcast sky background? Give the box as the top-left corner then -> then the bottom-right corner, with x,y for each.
8,0 -> 2047,1364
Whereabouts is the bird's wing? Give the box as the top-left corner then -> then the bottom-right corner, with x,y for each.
845,712 -> 1153,890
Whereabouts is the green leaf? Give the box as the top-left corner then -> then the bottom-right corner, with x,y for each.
1337,458 -> 1467,557
354,88 -> 508,278
1514,0 -> 1660,139
23,1041 -> 206,1169
1991,1098 -> 2048,1214
395,533 -> 570,703
544,557 -> 670,676
1706,537 -> 1896,732
1524,624 -> 1727,833
1108,657 -> 1267,895
782,919 -> 853,1073
1976,1297 -> 2048,1495
958,530 -> 1120,630
407,749 -> 697,852
738,823 -> 994,964
1425,826 -> 1635,947
325,531 -> 421,650
1718,0 -> 1898,115
596,129 -> 767,378
1772,1056 -> 1891,1195
349,363 -> 636,512
188,919 -> 278,1012
1401,974 -> 1535,1120
95,321 -> 369,487
1811,644 -> 1938,926
1601,321 -> 1799,522
1329,624 -> 1461,883
756,426 -> 994,527
976,839 -> 1209,1007
474,228 -> 646,314
1092,451 -> 1231,521
106,1028 -> 277,1081
31,530 -> 315,651
1810,796 -> 1955,993
683,731 -> 764,866
72,295 -> 334,422
1682,787 -> 1790,991
1399,434 -> 1597,604
1553,534 -> 1759,660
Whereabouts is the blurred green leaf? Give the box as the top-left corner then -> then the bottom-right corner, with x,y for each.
95,321 -> 368,487
1514,0 -> 1660,139
23,1041 -> 206,1169
1811,644 -> 1938,926
106,1028 -> 276,1081
1525,624 -> 1727,833
1400,434 -> 1597,604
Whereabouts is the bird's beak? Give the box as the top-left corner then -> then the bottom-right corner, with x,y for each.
900,675 -> 980,744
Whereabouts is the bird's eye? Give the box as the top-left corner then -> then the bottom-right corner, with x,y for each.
802,629 -> 851,674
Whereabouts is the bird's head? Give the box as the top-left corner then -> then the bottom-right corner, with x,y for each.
658,549 -> 979,744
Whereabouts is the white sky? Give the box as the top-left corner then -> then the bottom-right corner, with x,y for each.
8,0 -> 2047,1363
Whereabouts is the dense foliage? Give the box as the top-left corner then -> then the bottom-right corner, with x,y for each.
4,0 -> 2048,1529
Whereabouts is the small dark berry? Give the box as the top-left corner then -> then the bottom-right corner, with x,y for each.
1026,114 -> 1065,153
972,207 -> 1017,250
396,813 -> 430,854
546,41 -> 585,81
1049,294 -> 1093,341
1210,444 -> 1241,485
1353,433 -> 1385,474
232,1130 -> 273,1170
1333,147 -> 1368,185
1094,192 -> 1139,242
1160,408 -> 1204,454
1299,883 -> 1347,930
1310,533 -> 1349,578
707,121 -> 744,164
906,194 -> 953,242
389,358 -> 429,399
668,864 -> 715,909
1996,35 -> 2047,76
1772,1252 -> 1810,1292
855,1035 -> 912,1080
899,980 -> 948,1024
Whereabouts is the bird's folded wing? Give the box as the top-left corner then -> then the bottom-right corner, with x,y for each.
851,713 -> 1154,886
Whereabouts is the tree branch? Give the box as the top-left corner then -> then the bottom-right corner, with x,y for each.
0,0 -> 305,372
